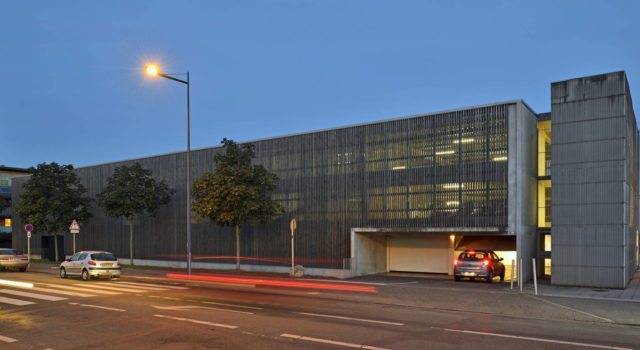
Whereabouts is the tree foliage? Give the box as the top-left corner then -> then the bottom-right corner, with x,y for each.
96,162 -> 174,265
191,138 -> 285,268
15,162 -> 92,261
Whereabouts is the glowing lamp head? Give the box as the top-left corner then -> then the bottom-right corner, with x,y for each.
146,65 -> 159,76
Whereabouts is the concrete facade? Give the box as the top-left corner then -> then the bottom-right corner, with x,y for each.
551,71 -> 638,288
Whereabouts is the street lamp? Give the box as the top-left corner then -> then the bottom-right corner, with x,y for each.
145,64 -> 192,276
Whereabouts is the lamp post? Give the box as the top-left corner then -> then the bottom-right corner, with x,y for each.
146,64 -> 192,276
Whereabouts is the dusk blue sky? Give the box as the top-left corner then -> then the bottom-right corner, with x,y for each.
2,1 -> 639,169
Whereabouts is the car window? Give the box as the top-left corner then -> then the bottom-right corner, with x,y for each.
0,249 -> 18,255
70,253 -> 81,261
91,253 -> 117,261
78,253 -> 88,260
459,252 -> 487,260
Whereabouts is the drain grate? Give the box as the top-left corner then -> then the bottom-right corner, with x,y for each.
591,289 -> 608,292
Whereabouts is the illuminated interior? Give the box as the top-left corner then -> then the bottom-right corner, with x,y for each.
537,120 -> 551,177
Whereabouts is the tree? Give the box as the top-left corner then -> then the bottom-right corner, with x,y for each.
192,138 -> 285,269
15,162 -> 92,261
96,163 -> 174,265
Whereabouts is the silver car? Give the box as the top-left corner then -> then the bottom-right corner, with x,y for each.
0,249 -> 28,272
59,250 -> 121,281
453,250 -> 505,283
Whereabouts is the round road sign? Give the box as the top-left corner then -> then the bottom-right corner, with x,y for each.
25,224 -> 34,232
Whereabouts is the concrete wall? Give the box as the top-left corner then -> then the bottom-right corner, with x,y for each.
508,101 -> 539,282
351,229 -> 388,276
551,71 -> 638,288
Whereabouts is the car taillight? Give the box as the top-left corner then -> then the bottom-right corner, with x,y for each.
88,261 -> 96,266
483,259 -> 490,266
453,259 -> 459,266
116,261 -> 120,266
20,258 -> 28,261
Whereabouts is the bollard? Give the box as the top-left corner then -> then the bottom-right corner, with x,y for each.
510,259 -> 515,289
532,258 -> 538,295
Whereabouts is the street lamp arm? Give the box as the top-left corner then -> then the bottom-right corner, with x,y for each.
158,73 -> 189,85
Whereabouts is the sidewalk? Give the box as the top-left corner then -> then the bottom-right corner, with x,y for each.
523,270 -> 640,302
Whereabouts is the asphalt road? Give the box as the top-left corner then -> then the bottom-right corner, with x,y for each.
1,267 -> 639,350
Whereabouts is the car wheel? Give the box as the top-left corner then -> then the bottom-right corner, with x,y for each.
60,267 -> 67,278
81,269 -> 90,281
487,272 -> 493,283
19,267 -> 27,272
454,276 -> 461,281
500,270 -> 505,282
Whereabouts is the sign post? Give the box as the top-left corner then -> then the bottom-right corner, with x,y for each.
290,218 -> 296,277
24,224 -> 33,267
69,220 -> 80,254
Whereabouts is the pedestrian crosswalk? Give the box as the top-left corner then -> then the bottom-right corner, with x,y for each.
0,279 -> 187,308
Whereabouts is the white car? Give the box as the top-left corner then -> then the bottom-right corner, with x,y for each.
59,250 -> 121,281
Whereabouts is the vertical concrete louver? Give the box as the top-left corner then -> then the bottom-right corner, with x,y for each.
551,71 -> 639,288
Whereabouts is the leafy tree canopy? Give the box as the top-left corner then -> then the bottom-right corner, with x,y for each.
192,138 -> 284,228
15,162 -> 92,260
97,162 -> 174,220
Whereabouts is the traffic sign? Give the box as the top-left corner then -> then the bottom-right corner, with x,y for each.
69,220 -> 80,231
24,224 -> 34,232
290,218 -> 296,234
27,232 -> 31,238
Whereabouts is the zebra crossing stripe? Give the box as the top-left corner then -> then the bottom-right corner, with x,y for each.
0,296 -> 36,306
72,284 -> 146,293
0,289 -> 67,301
43,284 -> 120,295
111,282 -> 167,291
0,335 -> 17,343
31,287 -> 96,298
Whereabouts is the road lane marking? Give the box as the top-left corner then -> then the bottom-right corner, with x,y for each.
201,301 -> 263,310
152,305 -> 253,315
0,279 -> 33,288
30,287 -> 95,297
72,284 -> 146,293
298,278 -> 388,286
0,335 -> 17,343
0,296 -> 36,306
115,281 -> 188,290
0,289 -> 67,301
43,284 -> 119,295
297,312 -> 404,326
68,302 -> 126,312
153,314 -> 237,329
280,333 -> 390,350
526,295 -> 614,323
443,329 -> 633,350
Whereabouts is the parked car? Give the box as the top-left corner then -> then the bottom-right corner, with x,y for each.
0,249 -> 28,272
453,250 -> 505,283
59,250 -> 121,281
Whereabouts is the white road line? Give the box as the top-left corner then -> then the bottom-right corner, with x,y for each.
152,305 -> 254,315
115,281 -> 188,290
0,334 -> 17,343
153,314 -> 237,329
443,329 -> 633,350
297,312 -> 404,326
68,302 -> 126,312
72,283 -> 146,293
280,333 -> 390,350
0,296 -> 36,306
43,284 -> 120,295
526,295 -> 614,323
0,289 -> 67,301
31,287 -> 95,298
201,301 -> 263,310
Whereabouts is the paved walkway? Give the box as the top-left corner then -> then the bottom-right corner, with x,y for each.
523,270 -> 640,302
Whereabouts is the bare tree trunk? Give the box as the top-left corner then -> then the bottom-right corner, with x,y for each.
129,215 -> 134,266
235,224 -> 240,270
53,232 -> 59,262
